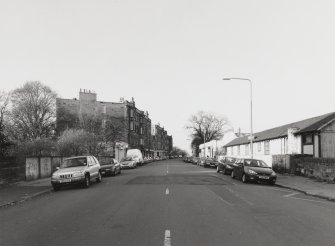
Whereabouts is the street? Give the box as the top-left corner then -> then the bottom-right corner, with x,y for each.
1,159 -> 335,246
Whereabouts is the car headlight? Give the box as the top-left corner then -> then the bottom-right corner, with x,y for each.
72,172 -> 84,178
52,173 -> 59,178
271,171 -> 277,176
248,170 -> 257,175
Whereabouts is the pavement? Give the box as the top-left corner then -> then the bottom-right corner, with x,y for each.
276,174 -> 335,201
1,160 -> 335,246
0,177 -> 52,208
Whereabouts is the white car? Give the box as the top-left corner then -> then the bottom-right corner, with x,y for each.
51,156 -> 102,191
120,157 -> 137,169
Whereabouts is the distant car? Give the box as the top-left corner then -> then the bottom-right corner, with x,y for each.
51,156 -> 102,191
209,158 -> 219,168
191,157 -> 199,165
100,158 -> 121,176
204,158 -> 218,168
120,156 -> 137,169
231,158 -> 277,185
217,157 -> 236,175
197,157 -> 206,166
203,158 -> 212,168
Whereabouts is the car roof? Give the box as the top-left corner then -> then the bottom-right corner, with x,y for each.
64,156 -> 90,160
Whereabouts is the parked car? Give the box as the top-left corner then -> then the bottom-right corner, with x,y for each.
51,156 -> 102,191
191,157 -> 199,165
231,158 -> 277,185
209,158 -> 220,168
217,157 -> 236,175
120,156 -> 137,169
100,158 -> 121,176
204,158 -> 213,168
197,157 -> 206,166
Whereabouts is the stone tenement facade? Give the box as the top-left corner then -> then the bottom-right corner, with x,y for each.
56,89 -> 173,157
151,124 -> 173,157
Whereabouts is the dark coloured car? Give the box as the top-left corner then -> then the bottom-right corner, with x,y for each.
209,158 -> 220,168
231,158 -> 277,185
204,158 -> 214,168
100,158 -> 121,176
217,157 -> 236,175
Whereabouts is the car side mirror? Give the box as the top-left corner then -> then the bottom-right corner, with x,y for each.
56,167 -> 60,170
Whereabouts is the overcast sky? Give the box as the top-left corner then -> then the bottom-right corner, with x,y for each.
1,0 -> 335,153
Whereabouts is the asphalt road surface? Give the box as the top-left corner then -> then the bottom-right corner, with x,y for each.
1,159 -> 335,246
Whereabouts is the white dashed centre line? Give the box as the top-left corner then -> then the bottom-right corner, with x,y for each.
164,230 -> 171,246
166,188 -> 169,195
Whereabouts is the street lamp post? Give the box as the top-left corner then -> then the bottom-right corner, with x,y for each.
222,77 -> 253,158
203,130 -> 206,158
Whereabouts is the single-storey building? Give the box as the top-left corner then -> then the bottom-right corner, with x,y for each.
199,130 -> 243,158
224,112 -> 335,166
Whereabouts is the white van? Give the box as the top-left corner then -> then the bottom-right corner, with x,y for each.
126,149 -> 144,165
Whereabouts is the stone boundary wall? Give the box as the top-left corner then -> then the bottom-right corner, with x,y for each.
293,156 -> 335,182
272,154 -> 335,181
0,157 -> 26,182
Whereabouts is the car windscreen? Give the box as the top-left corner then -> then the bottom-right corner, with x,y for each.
121,157 -> 133,161
100,159 -> 114,166
62,157 -> 87,168
227,158 -> 236,164
244,159 -> 269,168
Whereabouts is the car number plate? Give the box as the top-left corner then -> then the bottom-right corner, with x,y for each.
60,179 -> 71,183
259,176 -> 269,179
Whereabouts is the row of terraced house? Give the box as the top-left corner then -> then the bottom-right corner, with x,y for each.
56,89 -> 173,161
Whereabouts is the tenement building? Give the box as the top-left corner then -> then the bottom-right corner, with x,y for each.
151,124 -> 172,158
56,89 -> 172,159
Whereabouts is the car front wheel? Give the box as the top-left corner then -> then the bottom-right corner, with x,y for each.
53,185 -> 61,192
83,174 -> 90,188
97,171 -> 102,183
242,174 -> 247,183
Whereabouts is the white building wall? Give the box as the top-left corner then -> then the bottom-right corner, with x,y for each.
225,137 -> 293,167
199,130 -> 237,158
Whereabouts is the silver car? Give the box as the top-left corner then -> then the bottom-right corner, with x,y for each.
120,156 -> 137,169
51,156 -> 102,191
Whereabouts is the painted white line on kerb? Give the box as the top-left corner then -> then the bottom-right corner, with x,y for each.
164,230 -> 171,246
166,188 -> 169,195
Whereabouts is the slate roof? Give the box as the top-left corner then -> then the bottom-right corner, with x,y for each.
224,112 -> 335,147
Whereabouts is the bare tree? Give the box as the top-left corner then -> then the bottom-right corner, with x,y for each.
186,111 -> 231,155
170,146 -> 188,157
0,91 -> 11,156
0,91 -> 10,126
8,81 -> 57,141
